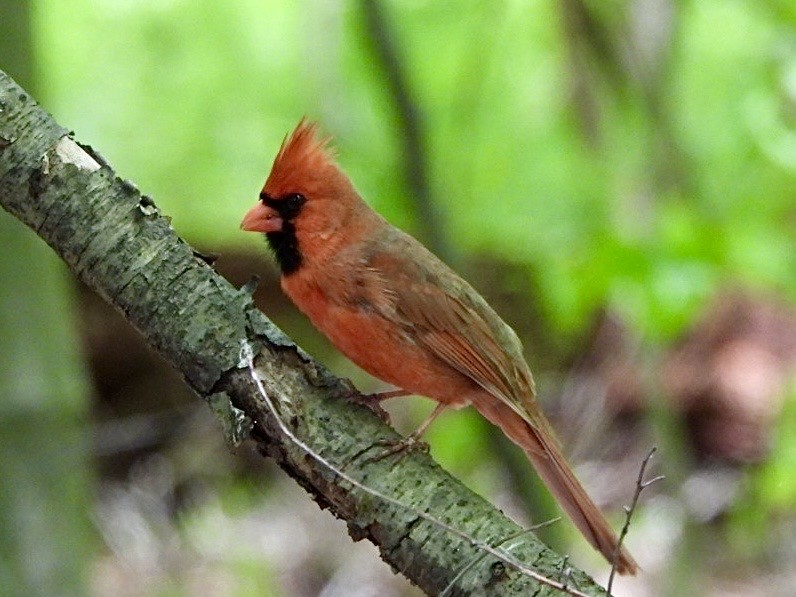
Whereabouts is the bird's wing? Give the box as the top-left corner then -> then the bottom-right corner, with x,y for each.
360,234 -> 542,429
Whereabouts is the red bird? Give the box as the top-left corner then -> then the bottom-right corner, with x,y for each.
241,119 -> 638,574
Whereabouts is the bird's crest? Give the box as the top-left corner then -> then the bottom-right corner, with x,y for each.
263,118 -> 339,199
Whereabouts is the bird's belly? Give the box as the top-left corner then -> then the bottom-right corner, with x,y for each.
287,283 -> 474,406
325,310 -> 474,406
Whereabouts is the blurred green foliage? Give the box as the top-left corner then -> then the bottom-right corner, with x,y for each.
1,1 -> 93,594
729,385 -> 796,553
38,0 -> 794,344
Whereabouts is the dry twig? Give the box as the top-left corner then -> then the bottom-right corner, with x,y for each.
608,446 -> 664,593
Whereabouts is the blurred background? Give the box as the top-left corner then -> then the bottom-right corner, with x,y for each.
1,0 -> 795,595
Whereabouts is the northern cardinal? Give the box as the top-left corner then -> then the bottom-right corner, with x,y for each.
241,119 -> 638,574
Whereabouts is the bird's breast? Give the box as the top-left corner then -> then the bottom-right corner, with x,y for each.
281,270 -> 475,406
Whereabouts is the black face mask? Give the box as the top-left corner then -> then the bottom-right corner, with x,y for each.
260,193 -> 307,275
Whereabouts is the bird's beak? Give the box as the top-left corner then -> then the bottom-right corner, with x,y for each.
241,202 -> 283,233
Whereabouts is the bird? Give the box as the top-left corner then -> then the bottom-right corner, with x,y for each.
240,119 -> 638,574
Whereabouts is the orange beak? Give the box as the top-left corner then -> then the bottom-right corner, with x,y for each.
241,202 -> 283,233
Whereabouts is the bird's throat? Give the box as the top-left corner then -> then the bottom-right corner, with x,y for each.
265,222 -> 302,276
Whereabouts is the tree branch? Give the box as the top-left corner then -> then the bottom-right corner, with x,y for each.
0,70 -> 607,596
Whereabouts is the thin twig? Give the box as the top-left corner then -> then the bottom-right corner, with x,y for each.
241,341 -> 590,596
607,446 -> 664,593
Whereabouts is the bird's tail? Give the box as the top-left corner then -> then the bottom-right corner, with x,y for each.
472,395 -> 638,575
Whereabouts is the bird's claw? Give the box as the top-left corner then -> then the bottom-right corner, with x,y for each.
337,387 -> 392,423
363,435 -> 429,464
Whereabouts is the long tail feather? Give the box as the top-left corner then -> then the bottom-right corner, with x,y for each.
472,395 -> 638,575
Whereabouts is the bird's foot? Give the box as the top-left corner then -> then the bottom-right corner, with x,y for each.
361,402 -> 447,463
338,387 -> 410,424
363,433 -> 430,464
337,388 -> 390,423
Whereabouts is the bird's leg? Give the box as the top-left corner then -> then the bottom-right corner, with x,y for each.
367,389 -> 412,401
365,402 -> 448,463
409,402 -> 448,438
341,387 -> 411,423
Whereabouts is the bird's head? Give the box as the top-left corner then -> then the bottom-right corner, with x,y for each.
241,119 -> 364,275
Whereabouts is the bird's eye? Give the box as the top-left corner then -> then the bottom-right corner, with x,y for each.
279,193 -> 306,219
285,193 -> 306,210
